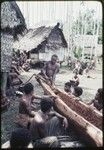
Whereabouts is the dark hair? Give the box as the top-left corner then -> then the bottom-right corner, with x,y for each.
40,98 -> 54,113
97,88 -> 103,98
65,82 -> 71,88
74,87 -> 83,97
10,128 -> 32,148
64,82 -> 71,92
24,83 -> 34,95
98,88 -> 102,94
52,54 -> 58,59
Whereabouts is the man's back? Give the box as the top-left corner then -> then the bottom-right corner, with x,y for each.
30,111 -> 45,141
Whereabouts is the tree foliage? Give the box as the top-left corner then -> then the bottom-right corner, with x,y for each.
72,7 -> 102,40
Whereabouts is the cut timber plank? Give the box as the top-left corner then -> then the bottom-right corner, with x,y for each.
54,88 -> 102,130
38,79 -> 103,147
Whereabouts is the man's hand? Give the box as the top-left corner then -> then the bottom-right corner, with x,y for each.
63,117 -> 68,129
45,76 -> 49,80
89,104 -> 96,110
100,109 -> 102,113
31,111 -> 36,116
49,95 -> 57,100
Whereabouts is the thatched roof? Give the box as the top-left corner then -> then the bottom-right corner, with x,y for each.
13,24 -> 67,52
1,1 -> 27,38
46,23 -> 67,50
1,1 -> 27,72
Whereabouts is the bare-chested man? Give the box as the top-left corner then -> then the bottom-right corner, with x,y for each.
30,98 -> 68,147
40,55 -> 60,86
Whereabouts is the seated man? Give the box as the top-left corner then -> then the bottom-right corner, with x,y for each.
2,128 -> 33,148
19,83 -> 36,118
30,98 -> 68,147
87,88 -> 103,111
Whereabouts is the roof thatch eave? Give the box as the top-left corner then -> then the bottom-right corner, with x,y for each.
1,1 -> 27,38
13,26 -> 53,51
13,23 -> 68,52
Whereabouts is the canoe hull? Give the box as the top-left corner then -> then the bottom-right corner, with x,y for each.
37,78 -> 103,147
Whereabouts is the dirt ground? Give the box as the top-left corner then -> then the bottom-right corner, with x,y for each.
1,65 -> 102,145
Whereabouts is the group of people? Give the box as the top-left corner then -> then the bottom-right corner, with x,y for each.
2,54 -> 68,148
64,73 -> 83,98
2,54 -> 102,148
3,82 -> 69,148
68,56 -> 96,77
12,50 -> 31,72
1,50 -> 31,111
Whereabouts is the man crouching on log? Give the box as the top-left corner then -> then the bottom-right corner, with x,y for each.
38,54 -> 60,86
29,98 -> 68,148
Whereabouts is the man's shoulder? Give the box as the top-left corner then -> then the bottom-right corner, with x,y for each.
20,98 -> 27,105
33,112 -> 44,124
45,61 -> 51,65
56,63 -> 60,68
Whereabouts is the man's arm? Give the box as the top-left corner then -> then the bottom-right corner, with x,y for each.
22,101 -> 35,117
11,65 -> 20,75
51,64 -> 60,84
41,62 -> 49,79
32,95 -> 56,100
48,110 -> 68,128
87,99 -> 94,105
48,110 -> 64,120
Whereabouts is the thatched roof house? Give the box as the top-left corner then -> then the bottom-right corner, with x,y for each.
1,1 -> 27,72
13,23 -> 67,53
